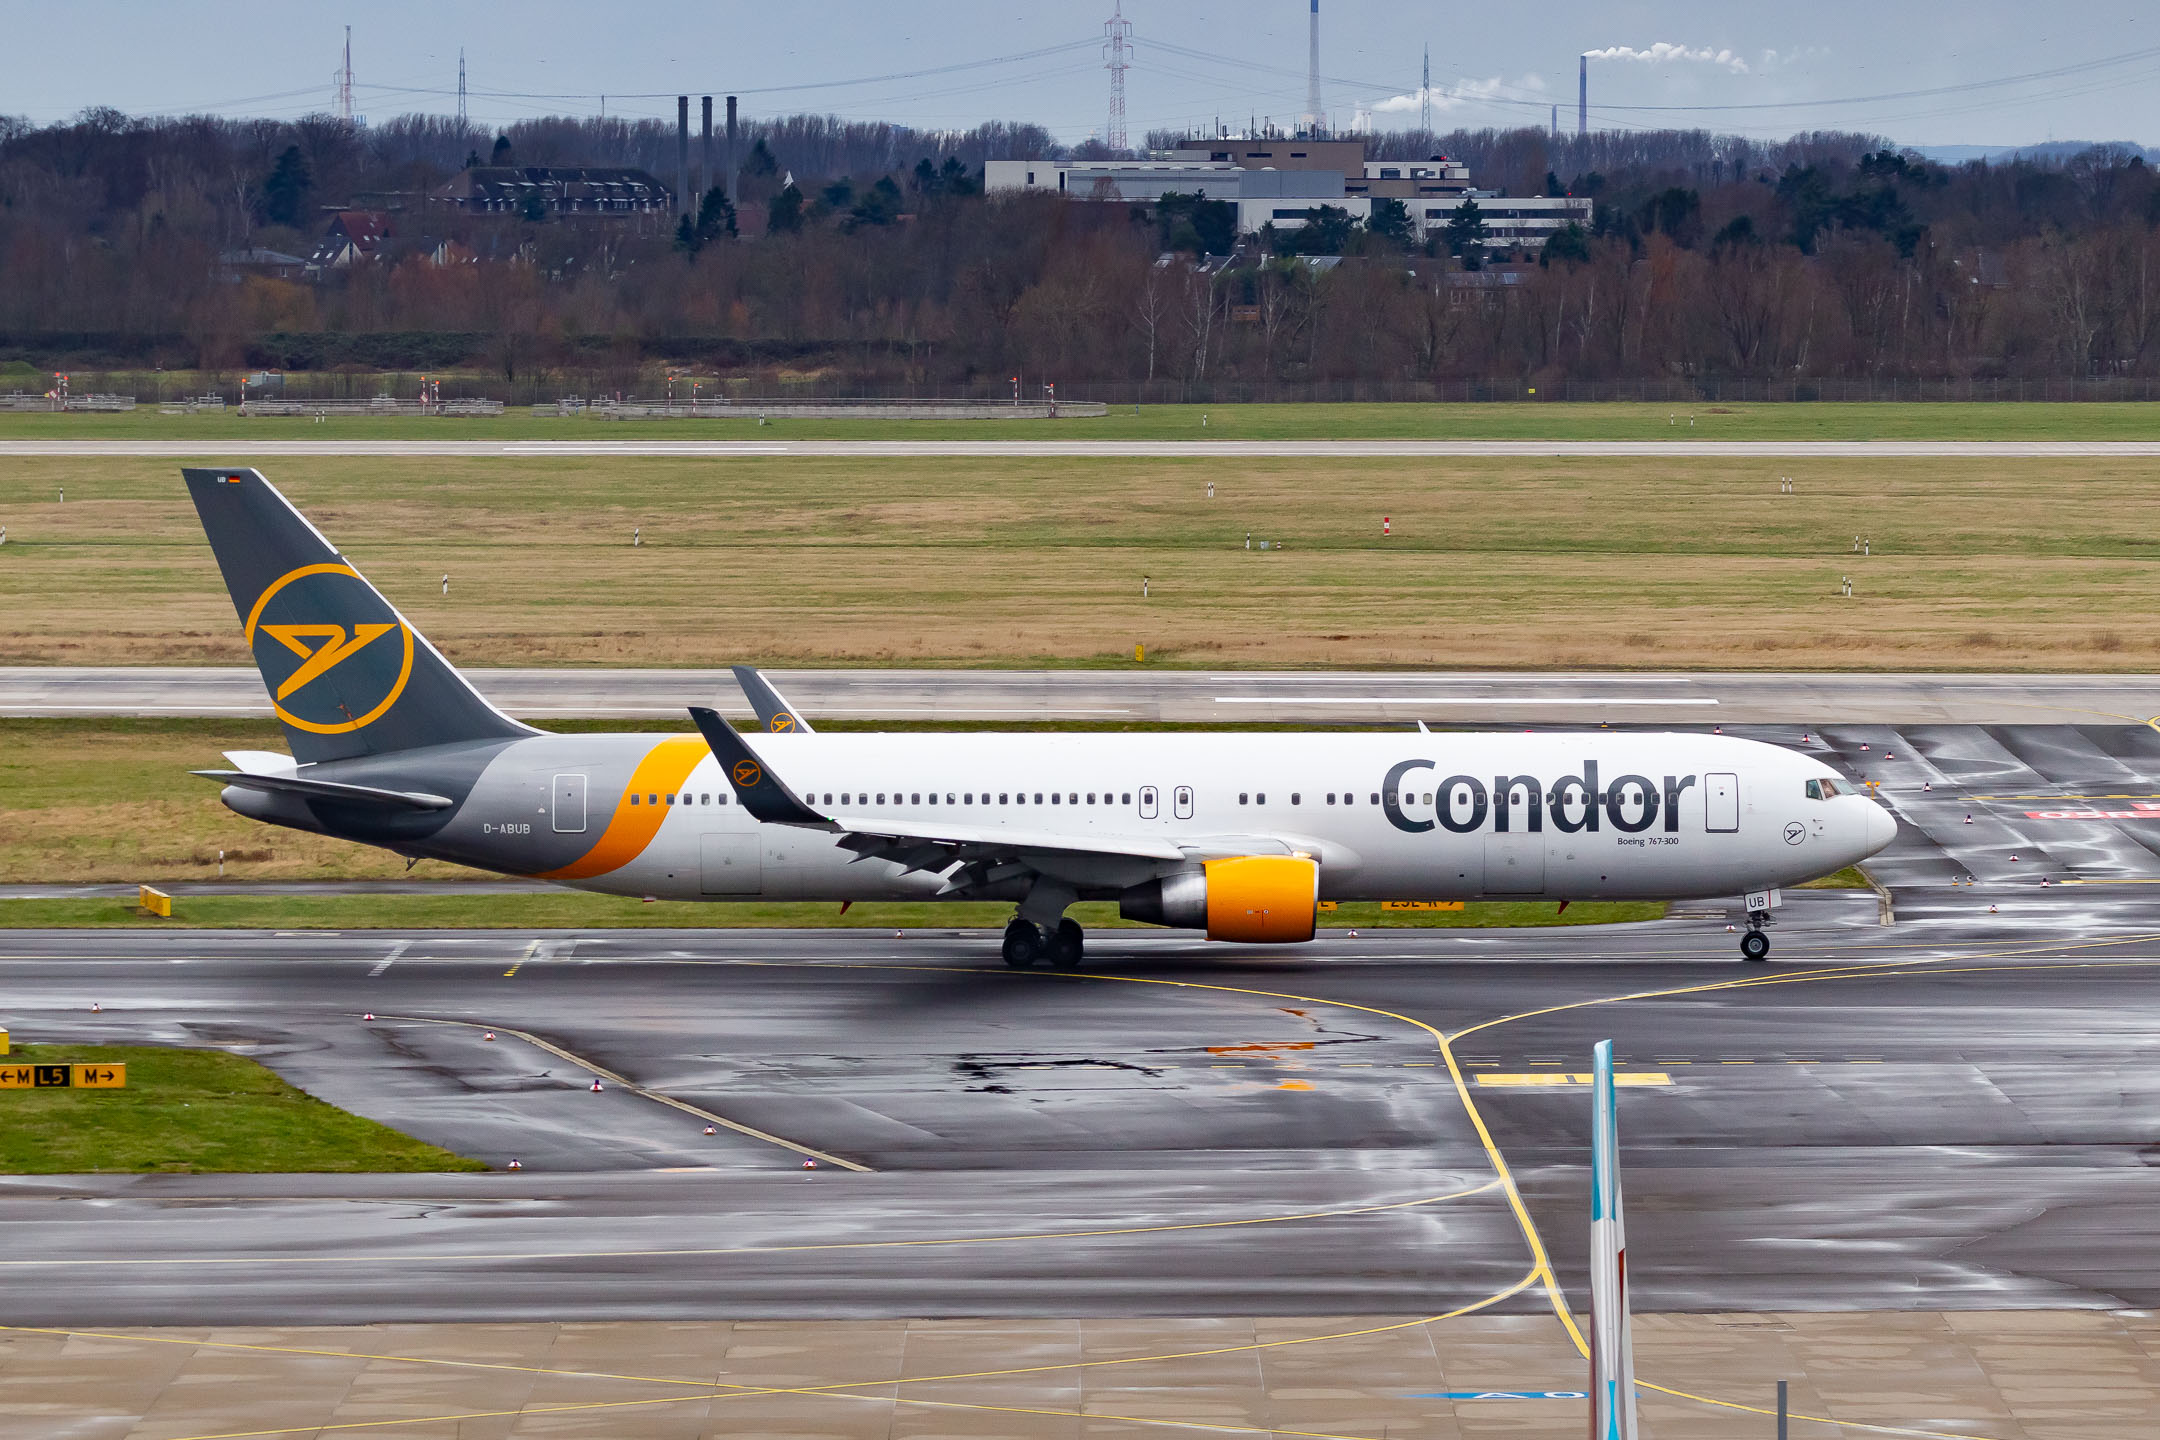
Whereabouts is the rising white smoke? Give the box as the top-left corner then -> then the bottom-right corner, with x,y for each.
1583,43 -> 1749,74
1370,75 -> 1537,115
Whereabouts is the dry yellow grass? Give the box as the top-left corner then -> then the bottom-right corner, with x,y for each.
0,720 -> 490,883
3,453 -> 2158,669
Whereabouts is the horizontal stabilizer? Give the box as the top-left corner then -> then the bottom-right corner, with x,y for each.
191,769 -> 454,811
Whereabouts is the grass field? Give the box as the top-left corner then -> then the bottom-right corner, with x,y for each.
0,893 -> 1668,929
2,400 -> 2158,441
0,1042 -> 484,1173
5,447 -> 2160,671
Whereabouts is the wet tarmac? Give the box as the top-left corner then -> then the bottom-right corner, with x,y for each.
2,887 -> 2158,1327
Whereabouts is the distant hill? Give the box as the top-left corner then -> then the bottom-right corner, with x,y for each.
1915,141 -> 2159,165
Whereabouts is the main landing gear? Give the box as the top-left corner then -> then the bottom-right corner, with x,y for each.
1003,916 -> 1084,970
1740,909 -> 1772,963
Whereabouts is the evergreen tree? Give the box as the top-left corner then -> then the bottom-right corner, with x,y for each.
1443,197 -> 1489,261
261,146 -> 310,228
767,182 -> 805,233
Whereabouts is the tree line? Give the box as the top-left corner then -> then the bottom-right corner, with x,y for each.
5,107 -> 2160,393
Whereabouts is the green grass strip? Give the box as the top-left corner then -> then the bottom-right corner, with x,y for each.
0,1043 -> 485,1173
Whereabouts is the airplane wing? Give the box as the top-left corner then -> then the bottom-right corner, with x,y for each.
687,707 -> 1276,893
731,665 -> 815,734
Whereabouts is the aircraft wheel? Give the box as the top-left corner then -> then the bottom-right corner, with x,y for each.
1003,920 -> 1044,969
1048,918 -> 1085,970
1740,929 -> 1771,963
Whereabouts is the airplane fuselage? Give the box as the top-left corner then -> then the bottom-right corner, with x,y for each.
223,729 -> 1890,906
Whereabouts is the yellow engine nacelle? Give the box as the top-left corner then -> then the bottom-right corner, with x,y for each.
1118,855 -> 1318,943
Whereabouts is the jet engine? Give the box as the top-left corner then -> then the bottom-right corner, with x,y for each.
1119,855 -> 1318,942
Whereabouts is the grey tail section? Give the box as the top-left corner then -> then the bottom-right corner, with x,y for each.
730,665 -> 815,733
687,707 -> 832,826
182,467 -> 537,765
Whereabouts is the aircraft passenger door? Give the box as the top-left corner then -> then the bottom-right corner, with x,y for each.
1139,786 -> 1159,819
1705,772 -> 1739,833
1173,786 -> 1194,820
551,774 -> 587,833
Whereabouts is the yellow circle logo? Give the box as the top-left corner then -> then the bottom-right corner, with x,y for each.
771,712 -> 796,732
243,564 -> 414,734
733,760 -> 763,787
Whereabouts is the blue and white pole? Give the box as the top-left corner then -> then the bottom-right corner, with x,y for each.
1589,1038 -> 1639,1440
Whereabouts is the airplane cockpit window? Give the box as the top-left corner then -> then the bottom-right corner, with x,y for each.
1805,778 -> 1843,800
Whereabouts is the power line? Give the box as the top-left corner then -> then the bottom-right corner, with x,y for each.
360,38 -> 1100,106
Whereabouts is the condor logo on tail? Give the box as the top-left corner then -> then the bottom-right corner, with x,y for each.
243,564 -> 414,734
263,623 -> 398,700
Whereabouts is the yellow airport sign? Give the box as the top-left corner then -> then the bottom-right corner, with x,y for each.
138,885 -> 171,917
0,1063 -> 126,1089
1381,900 -> 1466,911
0,1028 -> 8,1055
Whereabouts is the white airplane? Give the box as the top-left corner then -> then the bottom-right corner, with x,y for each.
183,468 -> 1896,968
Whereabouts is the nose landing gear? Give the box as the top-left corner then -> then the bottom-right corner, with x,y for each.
1740,909 -> 1772,962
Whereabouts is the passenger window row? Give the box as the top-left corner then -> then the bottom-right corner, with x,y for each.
807,792 -> 1136,807
1235,791 -> 1384,807
624,786 -> 1650,814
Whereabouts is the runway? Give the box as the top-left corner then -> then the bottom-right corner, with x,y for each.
5,437 -> 2160,458
10,665 -> 2160,724
4,888 -> 2159,1329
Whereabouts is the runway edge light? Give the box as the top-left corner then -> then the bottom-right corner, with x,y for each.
1590,1038 -> 1639,1440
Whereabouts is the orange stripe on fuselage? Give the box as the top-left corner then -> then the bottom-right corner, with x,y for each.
536,735 -> 710,880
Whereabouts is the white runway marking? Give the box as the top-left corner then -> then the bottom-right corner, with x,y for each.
1213,696 -> 1721,706
369,940 -> 411,977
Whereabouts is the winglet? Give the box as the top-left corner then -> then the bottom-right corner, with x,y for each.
688,706 -> 831,826
731,665 -> 815,734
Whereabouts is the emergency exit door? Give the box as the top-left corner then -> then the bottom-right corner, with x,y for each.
1705,772 -> 1739,832
552,774 -> 587,833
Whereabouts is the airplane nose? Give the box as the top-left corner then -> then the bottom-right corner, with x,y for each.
1864,801 -> 1897,855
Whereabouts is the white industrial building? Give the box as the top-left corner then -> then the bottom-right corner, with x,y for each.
986,144 -> 1591,249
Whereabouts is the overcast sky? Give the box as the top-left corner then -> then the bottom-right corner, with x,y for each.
6,2 -> 2157,150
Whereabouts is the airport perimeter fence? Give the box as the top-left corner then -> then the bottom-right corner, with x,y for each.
16,372 -> 2160,411
1054,376 -> 2160,405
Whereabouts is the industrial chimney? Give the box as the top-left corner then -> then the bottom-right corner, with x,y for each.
725,96 -> 739,206
700,97 -> 713,210
1305,0 -> 1322,135
676,96 -> 690,215
1578,54 -> 1587,138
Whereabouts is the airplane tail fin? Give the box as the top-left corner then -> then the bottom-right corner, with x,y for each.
182,467 -> 535,764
